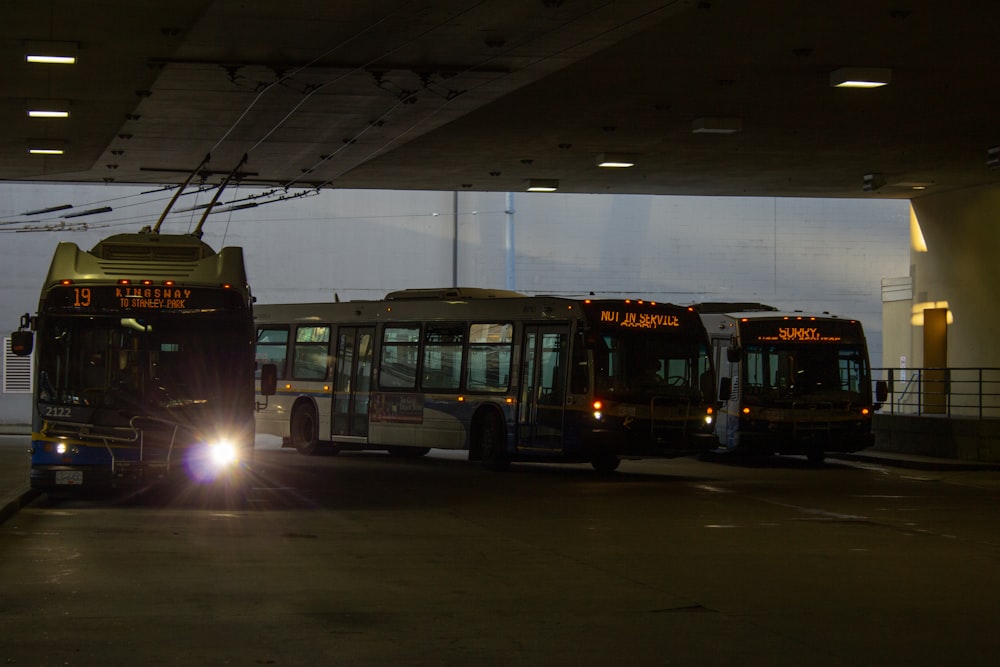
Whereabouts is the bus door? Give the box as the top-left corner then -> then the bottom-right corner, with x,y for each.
518,324 -> 569,450
332,326 -> 374,438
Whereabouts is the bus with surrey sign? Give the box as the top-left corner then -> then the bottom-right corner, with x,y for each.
254,288 -> 718,473
697,304 -> 887,463
10,230 -> 261,494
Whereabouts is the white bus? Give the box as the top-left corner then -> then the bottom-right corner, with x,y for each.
698,303 -> 886,463
254,288 -> 718,473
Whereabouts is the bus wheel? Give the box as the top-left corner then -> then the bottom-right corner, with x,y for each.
591,448 -> 620,474
806,449 -> 825,466
479,413 -> 510,472
291,404 -> 321,456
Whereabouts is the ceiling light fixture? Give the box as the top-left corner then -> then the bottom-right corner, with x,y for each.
692,117 -> 743,134
525,178 -> 559,192
830,67 -> 892,88
862,173 -> 886,191
28,139 -> 66,156
596,153 -> 636,168
24,40 -> 78,64
28,109 -> 70,118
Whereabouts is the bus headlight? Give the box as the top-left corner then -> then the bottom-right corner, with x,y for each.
207,439 -> 239,468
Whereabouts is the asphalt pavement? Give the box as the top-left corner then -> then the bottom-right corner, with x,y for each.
3,425 -> 999,526
0,432 -> 35,525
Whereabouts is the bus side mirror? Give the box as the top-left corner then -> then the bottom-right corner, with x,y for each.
260,363 -> 277,396
726,346 -> 741,363
718,377 -> 732,403
10,330 -> 33,356
874,379 -> 888,405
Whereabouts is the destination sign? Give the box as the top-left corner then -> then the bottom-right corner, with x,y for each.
598,308 -> 680,330
44,285 -> 244,313
741,319 -> 863,344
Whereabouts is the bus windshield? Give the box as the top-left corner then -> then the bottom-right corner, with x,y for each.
743,343 -> 868,405
36,313 -> 249,422
590,328 -> 712,402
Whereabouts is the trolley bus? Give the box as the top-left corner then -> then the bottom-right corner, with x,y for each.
11,230 -> 261,492
254,288 -> 718,472
697,303 -> 886,463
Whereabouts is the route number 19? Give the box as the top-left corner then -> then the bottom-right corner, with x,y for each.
74,287 -> 91,307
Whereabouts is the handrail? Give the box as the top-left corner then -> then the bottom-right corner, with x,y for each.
872,367 -> 1000,419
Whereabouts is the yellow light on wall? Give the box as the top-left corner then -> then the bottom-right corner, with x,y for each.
911,301 -> 954,326
909,205 -> 927,252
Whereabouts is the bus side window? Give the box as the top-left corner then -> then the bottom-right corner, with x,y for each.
467,323 -> 513,392
380,325 -> 420,389
292,325 -> 331,380
256,327 -> 289,379
422,323 -> 463,391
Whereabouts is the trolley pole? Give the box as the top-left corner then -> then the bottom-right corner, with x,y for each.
505,192 -> 515,291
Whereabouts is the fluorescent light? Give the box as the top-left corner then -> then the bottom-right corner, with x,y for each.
596,153 -> 636,168
29,148 -> 65,155
24,40 -> 78,65
28,110 -> 70,118
26,54 -> 77,64
830,67 -> 892,88
692,117 -> 743,134
525,178 -> 559,192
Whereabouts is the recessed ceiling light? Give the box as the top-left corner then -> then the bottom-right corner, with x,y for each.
830,67 -> 892,88
692,117 -> 743,134
596,153 -> 636,168
525,178 -> 559,192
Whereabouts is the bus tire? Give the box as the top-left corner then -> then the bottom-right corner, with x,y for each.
806,449 -> 825,466
478,413 -> 510,472
290,403 -> 321,456
591,448 -> 620,474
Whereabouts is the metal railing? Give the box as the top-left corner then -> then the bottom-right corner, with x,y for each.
872,367 -> 1000,419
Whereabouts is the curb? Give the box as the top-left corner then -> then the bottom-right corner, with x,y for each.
828,451 -> 1000,472
0,488 -> 41,526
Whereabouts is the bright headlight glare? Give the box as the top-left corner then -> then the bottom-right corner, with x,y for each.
593,411 -> 603,421
208,439 -> 238,467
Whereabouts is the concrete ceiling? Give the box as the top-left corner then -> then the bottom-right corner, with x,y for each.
5,0 -> 1000,200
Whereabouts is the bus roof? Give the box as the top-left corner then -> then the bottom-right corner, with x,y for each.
385,287 -> 525,300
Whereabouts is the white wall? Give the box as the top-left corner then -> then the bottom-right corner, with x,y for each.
0,183 -> 909,424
